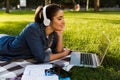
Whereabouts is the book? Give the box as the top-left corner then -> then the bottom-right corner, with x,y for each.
21,64 -> 58,80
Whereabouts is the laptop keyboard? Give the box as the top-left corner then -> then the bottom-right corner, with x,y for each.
80,53 -> 93,65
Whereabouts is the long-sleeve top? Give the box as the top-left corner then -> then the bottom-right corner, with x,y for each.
0,22 -> 58,63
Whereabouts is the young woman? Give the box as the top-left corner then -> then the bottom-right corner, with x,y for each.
0,4 -> 70,63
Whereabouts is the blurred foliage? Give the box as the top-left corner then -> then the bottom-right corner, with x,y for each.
0,0 -> 120,9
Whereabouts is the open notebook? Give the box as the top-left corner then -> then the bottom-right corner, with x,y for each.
21,64 -> 58,80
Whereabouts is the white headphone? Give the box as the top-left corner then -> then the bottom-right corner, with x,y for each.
43,5 -> 50,26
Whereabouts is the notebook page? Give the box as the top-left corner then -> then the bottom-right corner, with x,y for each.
21,64 -> 58,80
23,64 -> 53,75
22,75 -> 58,80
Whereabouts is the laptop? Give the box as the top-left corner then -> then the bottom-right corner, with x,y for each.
70,32 -> 110,68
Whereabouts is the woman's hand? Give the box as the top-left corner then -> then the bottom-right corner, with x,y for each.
62,48 -> 71,56
49,48 -> 71,61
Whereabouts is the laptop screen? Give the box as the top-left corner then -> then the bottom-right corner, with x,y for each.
97,32 -> 110,64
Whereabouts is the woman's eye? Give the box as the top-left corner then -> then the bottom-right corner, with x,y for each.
58,17 -> 64,20
58,18 -> 62,20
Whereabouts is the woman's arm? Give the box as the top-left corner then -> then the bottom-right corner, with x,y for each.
50,31 -> 70,61
55,31 -> 63,52
24,24 -> 50,63
49,48 -> 70,61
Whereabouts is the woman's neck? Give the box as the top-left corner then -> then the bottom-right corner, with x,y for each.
45,26 -> 54,36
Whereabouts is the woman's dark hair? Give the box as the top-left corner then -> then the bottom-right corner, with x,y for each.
34,4 -> 62,24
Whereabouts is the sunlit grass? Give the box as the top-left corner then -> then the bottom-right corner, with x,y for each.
64,11 -> 120,53
0,10 -> 34,35
0,14 -> 34,22
0,10 -> 120,80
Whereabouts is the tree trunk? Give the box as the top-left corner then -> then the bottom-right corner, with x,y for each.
94,0 -> 100,12
86,0 -> 89,11
72,0 -> 76,5
44,0 -> 51,5
6,0 -> 9,13
72,0 -> 76,10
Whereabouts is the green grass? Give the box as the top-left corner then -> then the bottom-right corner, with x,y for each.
0,10 -> 120,80
0,10 -> 34,35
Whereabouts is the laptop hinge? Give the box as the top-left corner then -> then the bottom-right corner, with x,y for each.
94,54 -> 100,66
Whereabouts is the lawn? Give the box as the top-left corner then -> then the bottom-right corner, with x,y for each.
0,10 -> 120,80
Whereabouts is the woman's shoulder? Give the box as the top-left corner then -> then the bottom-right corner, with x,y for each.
19,22 -> 40,35
26,22 -> 44,29
23,22 -> 45,35
27,22 -> 40,28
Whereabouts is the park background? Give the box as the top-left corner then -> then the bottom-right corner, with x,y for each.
0,0 -> 120,80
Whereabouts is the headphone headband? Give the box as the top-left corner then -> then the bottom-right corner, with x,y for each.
43,5 -> 50,26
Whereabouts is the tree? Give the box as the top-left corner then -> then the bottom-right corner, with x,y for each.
94,0 -> 100,12
86,0 -> 89,11
6,0 -> 9,13
44,0 -> 51,5
72,0 -> 76,10
72,0 -> 76,5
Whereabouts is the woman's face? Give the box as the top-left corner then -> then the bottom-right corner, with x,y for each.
50,10 -> 65,31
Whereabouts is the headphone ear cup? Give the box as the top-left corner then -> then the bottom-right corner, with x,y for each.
43,18 -> 50,26
43,5 -> 51,26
